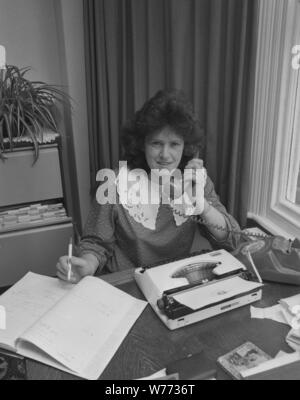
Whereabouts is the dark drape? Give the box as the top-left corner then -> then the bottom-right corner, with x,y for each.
83,0 -> 258,227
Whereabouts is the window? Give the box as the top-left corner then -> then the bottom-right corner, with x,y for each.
286,72 -> 300,206
248,0 -> 300,239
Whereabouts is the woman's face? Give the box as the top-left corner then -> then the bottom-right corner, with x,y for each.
144,127 -> 184,171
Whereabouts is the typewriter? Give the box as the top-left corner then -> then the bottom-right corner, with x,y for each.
134,249 -> 263,330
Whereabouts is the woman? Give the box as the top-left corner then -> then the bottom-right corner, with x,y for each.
56,89 -> 241,283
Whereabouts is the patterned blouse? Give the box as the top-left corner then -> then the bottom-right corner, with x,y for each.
77,175 -> 241,275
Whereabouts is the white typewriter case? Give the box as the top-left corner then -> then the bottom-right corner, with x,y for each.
134,249 -> 263,330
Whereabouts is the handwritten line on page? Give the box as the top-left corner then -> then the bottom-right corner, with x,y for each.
0,272 -> 74,351
0,272 -> 147,380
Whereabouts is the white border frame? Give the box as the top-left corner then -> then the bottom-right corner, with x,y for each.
248,0 -> 300,239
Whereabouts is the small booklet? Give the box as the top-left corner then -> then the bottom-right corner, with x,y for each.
0,272 -> 147,380
217,342 -> 272,380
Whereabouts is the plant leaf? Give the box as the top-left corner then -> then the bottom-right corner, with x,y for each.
18,114 -> 39,163
3,113 -> 13,150
0,64 -> 70,157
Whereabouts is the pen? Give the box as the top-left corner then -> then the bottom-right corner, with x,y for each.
67,237 -> 72,281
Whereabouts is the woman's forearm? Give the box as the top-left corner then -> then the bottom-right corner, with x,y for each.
200,200 -> 228,241
81,253 -> 100,275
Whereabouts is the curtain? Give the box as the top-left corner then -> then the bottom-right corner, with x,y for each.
83,0 -> 258,227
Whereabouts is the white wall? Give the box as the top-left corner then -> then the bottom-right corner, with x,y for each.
0,0 -> 91,227
0,0 -> 61,83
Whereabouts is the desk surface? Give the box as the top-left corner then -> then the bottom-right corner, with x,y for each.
12,270 -> 300,380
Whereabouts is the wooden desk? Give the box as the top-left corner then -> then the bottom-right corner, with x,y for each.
11,270 -> 300,380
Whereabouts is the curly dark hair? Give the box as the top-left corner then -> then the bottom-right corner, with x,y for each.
121,89 -> 204,171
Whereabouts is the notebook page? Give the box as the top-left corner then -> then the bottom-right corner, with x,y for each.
0,272 -> 73,350
82,300 -> 146,379
17,298 -> 147,380
19,276 -> 147,378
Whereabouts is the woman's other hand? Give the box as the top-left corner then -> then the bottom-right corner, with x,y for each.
181,158 -> 207,214
56,254 -> 99,284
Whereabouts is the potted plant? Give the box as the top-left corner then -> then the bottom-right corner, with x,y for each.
0,64 -> 70,162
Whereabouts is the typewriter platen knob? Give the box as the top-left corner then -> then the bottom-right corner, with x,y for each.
157,298 -> 165,310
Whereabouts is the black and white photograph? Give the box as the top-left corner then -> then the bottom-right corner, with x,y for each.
0,0 -> 300,384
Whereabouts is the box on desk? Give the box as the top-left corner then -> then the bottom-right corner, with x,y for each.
217,342 -> 272,379
218,342 -> 300,380
241,352 -> 300,380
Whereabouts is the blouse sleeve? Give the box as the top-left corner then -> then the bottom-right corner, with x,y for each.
201,176 -> 242,251
77,199 -> 116,273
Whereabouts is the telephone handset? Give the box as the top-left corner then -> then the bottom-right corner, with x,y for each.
165,157 -> 300,285
166,155 -> 205,201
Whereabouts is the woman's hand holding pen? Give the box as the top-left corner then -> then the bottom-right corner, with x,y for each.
56,254 -> 99,284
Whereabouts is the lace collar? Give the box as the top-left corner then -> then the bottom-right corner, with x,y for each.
116,166 -> 206,230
